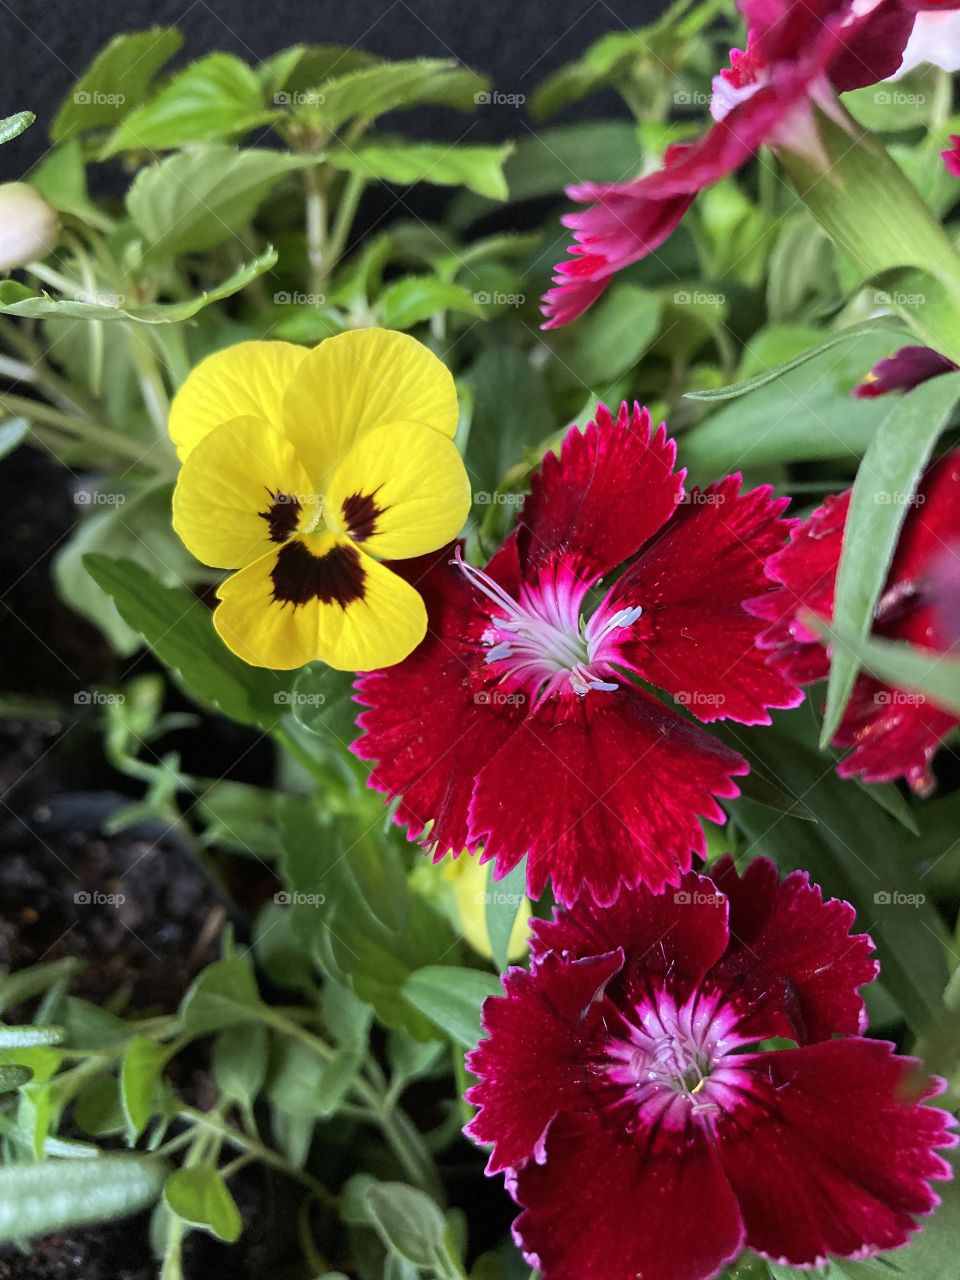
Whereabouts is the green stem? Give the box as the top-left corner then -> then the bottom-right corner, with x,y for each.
304,165 -> 328,296
0,393 -> 160,466
126,324 -> 170,439
324,171 -> 367,282
178,1107 -> 335,1205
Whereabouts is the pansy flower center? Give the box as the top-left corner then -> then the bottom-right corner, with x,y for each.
454,550 -> 641,706
603,989 -> 752,1130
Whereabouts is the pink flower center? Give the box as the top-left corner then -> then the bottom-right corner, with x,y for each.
710,40 -> 769,122
454,550 -> 641,707
603,989 -> 753,1130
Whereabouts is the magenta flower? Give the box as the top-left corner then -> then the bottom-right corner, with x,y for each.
353,402 -> 801,907
541,0 -> 928,327
943,133 -> 960,177
748,450 -> 960,792
853,344 -> 957,398
465,857 -> 956,1280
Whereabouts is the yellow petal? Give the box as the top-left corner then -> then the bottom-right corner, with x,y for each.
172,416 -> 316,570
281,329 -> 459,490
444,852 -> 531,962
213,535 -> 427,671
324,419 -> 471,561
168,340 -> 306,461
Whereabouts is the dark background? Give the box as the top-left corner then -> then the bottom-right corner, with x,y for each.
0,0 -> 669,182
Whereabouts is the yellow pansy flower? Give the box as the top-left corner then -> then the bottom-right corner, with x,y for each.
170,329 -> 471,672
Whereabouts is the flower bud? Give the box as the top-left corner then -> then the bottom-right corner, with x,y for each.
0,183 -> 59,271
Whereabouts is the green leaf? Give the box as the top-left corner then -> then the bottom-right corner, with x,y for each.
0,958 -> 82,1015
685,322 -> 903,402
0,1156 -> 166,1241
820,372 -> 960,743
30,141 -> 112,230
378,276 -> 484,330
403,966 -> 502,1049
812,623 -> 960,717
101,53 -> 273,156
51,28 -> 183,142
485,861 -> 526,971
0,1064 -> 32,1092
684,328 -> 906,469
83,555 -> 292,729
551,282 -> 662,387
120,1036 -> 167,1140
326,896 -> 461,1040
0,248 -> 278,323
178,957 -> 264,1035
463,345 -> 554,496
164,1167 -> 242,1243
0,418 -> 29,460
127,146 -> 313,261
263,43 -> 377,98
726,718 -> 949,1036
55,484 -> 205,657
0,111 -> 35,146
364,1181 -> 447,1269
309,60 -> 486,132
0,1026 -> 64,1049
326,141 -> 513,200
212,1021 -> 269,1109
74,1075 -> 125,1137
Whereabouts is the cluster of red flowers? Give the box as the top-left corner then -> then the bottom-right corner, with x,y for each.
350,2 -> 960,1275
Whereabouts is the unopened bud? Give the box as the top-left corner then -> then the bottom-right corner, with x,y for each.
0,183 -> 59,271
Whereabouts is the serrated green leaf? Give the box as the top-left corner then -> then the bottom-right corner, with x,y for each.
164,1167 -> 242,1242
820,372 -> 960,744
51,29 -> 183,142
0,1155 -> 166,1241
308,60 -> 485,132
0,248 -> 278,323
127,146 -> 313,261
101,52 -> 273,156
326,141 -> 513,200
403,966 -> 502,1049
82,555 -> 293,728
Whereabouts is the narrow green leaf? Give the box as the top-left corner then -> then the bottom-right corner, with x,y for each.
0,1025 -> 64,1049
0,249 -> 278,323
83,555 -> 292,728
164,1167 -> 242,1242
0,1155 -> 166,1241
51,29 -> 183,142
684,321 -> 903,402
813,621 -> 960,717
0,958 -> 83,1015
485,860 -> 527,971
403,967 -> 502,1049
0,111 -> 35,146
820,371 -> 960,744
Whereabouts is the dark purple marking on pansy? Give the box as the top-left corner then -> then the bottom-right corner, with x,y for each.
342,488 -> 384,542
258,488 -> 302,544
271,539 -> 366,609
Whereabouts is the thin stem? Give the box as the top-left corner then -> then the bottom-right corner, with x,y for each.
126,324 -> 170,439
178,1107 -> 336,1206
324,171 -> 367,281
304,165 -> 328,296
